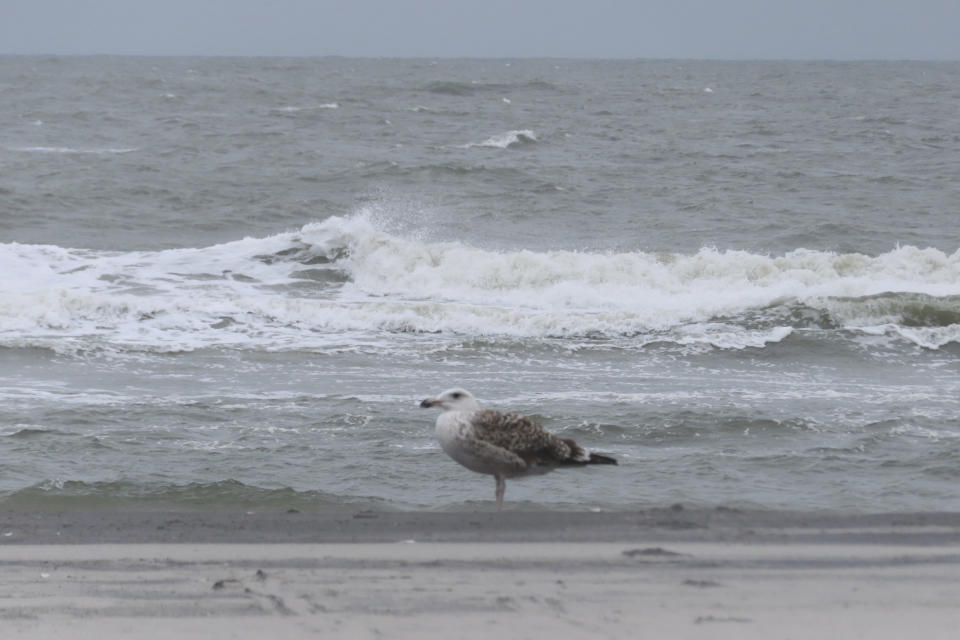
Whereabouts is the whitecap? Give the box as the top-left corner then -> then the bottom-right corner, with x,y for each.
464,129 -> 537,149
669,325 -> 794,350
272,103 -> 338,113
892,325 -> 960,350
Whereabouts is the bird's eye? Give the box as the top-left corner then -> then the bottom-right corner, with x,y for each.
451,392 -> 462,399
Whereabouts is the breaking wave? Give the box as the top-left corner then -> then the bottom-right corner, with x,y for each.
2,214 -> 958,354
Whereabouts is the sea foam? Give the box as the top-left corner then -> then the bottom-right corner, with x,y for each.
1,215 -> 959,353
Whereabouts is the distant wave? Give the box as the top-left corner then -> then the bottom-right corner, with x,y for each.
271,103 -> 339,114
423,80 -> 487,96
9,146 -> 137,154
335,161 -> 545,185
1,215 -> 958,354
464,129 -> 537,149
422,80 -> 561,96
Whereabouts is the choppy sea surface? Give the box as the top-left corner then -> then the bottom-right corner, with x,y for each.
1,56 -> 959,512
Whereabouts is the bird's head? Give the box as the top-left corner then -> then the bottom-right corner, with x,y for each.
419,388 -> 480,412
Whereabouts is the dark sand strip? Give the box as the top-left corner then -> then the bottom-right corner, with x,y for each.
3,507 -> 960,545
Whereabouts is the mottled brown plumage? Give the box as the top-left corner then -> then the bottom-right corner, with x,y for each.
470,409 -> 580,467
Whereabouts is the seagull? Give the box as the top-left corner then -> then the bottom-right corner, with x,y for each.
420,388 -> 617,509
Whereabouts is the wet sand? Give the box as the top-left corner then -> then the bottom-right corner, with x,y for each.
4,506 -> 960,544
2,508 -> 960,639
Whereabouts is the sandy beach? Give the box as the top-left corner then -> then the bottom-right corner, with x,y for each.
2,508 -> 959,639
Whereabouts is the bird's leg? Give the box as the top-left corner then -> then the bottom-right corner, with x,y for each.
494,474 -> 506,510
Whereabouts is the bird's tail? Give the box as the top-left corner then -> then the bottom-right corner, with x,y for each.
586,452 -> 618,465
562,439 -> 618,466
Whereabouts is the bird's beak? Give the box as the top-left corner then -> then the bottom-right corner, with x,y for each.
420,397 -> 438,408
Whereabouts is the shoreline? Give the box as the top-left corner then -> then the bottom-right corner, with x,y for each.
2,506 -> 960,545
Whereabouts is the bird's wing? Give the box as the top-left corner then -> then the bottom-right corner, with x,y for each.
470,409 -> 579,466
462,437 -> 528,473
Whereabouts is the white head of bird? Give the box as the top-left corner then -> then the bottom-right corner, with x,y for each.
419,388 -> 480,413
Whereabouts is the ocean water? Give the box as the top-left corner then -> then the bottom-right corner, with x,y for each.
1,56 -> 959,512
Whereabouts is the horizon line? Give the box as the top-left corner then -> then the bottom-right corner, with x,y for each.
2,52 -> 959,63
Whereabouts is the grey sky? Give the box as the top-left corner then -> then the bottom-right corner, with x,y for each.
4,0 -> 959,59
